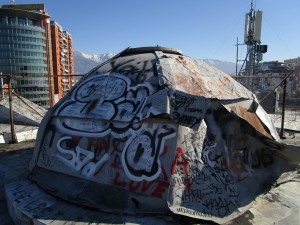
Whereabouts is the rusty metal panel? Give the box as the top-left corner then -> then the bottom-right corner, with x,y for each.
164,55 -> 255,100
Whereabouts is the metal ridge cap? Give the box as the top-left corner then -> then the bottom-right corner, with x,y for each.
118,46 -> 182,57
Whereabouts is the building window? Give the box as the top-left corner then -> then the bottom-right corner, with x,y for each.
18,18 -> 26,25
8,17 -> 17,24
28,19 -> 33,26
0,17 -> 6,24
32,20 -> 41,27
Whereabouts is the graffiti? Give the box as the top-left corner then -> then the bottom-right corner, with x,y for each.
56,136 -> 110,177
110,58 -> 155,84
202,142 -> 226,170
171,176 -> 190,187
170,103 -> 279,218
76,75 -> 128,103
209,167 -> 238,198
56,136 -> 93,170
122,124 -> 176,181
179,188 -> 212,203
38,118 -> 178,201
40,137 -> 52,168
168,117 -> 242,218
176,207 -> 212,218
56,118 -> 111,137
57,73 -> 160,124
11,183 -> 32,204
23,201 -> 49,215
82,153 -> 109,177
202,197 -> 239,217
203,105 -> 277,179
114,172 -> 169,198
30,50 -> 287,223
171,147 -> 191,188
170,92 -> 196,111
8,182 -> 53,217
172,112 -> 201,129
170,90 -> 209,129
252,148 -> 274,168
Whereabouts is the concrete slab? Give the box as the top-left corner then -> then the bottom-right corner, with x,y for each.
224,171 -> 300,225
0,144 -> 34,225
1,141 -> 300,225
269,111 -> 300,132
4,179 -> 185,225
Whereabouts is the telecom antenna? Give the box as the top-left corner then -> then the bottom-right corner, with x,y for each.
12,0 -> 16,5
244,0 -> 261,76
236,0 -> 267,87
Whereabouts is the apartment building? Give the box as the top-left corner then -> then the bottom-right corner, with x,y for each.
284,58 -> 300,97
0,4 -> 74,107
50,21 -> 74,102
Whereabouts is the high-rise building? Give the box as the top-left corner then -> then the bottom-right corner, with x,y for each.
0,4 -> 74,107
50,21 -> 74,102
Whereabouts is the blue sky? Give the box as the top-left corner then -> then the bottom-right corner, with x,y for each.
2,0 -> 300,62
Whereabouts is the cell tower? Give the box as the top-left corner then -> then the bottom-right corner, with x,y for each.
237,0 -> 267,78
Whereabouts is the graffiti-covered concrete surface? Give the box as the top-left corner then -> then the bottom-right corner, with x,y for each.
1,139 -> 300,225
25,46 -> 297,224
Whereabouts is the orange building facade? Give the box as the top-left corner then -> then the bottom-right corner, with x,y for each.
50,21 -> 74,103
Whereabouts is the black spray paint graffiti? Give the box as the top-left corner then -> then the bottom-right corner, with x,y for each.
76,73 -> 151,121
57,73 -> 169,125
168,121 -> 241,219
170,90 -> 209,129
168,103 -> 281,218
170,92 -> 196,111
122,124 -> 176,181
172,112 -> 201,130
202,105 -> 279,179
176,207 -> 212,218
76,75 -> 128,102
109,58 -> 156,85
202,197 -> 239,217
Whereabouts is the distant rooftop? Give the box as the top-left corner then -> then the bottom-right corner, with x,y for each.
50,20 -> 63,31
0,4 -> 49,19
1,4 -> 45,12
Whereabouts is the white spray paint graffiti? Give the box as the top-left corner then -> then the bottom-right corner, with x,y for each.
122,124 -> 176,181
56,72 -> 160,123
53,121 -> 177,181
56,136 -> 109,177
82,153 -> 109,177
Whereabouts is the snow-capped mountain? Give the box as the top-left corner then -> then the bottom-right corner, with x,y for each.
74,51 -> 114,75
74,51 -> 239,78
202,59 -> 240,76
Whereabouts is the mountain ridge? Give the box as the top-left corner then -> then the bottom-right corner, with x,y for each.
74,51 -> 239,76
74,51 -> 114,75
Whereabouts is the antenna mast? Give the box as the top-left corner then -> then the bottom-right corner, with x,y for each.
245,0 -> 257,77
236,0 -> 268,89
